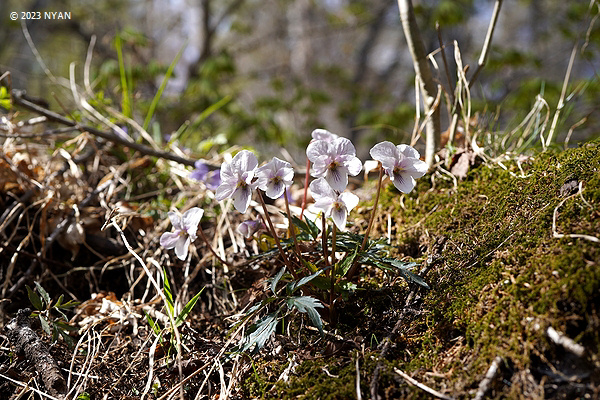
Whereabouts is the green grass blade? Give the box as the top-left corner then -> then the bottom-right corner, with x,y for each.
143,44 -> 186,132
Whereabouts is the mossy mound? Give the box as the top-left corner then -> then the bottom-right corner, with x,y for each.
243,141 -> 600,399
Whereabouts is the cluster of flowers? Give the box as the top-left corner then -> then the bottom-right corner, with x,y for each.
160,129 -> 428,261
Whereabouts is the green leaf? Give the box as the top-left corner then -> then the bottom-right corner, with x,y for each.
289,267 -> 327,293
287,296 -> 324,336
375,259 -> 430,290
304,216 -> 320,240
34,282 -> 51,307
237,312 -> 279,354
163,268 -> 174,317
39,315 -> 51,336
54,320 -> 79,332
270,267 -> 286,295
56,326 -> 75,348
26,285 -> 43,311
175,287 -> 204,327
55,294 -> 64,308
77,392 -> 91,400
55,299 -> 80,309
143,44 -> 185,131
337,247 -> 359,277
145,311 -> 163,337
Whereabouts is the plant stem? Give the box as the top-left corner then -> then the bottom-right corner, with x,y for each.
346,163 -> 384,281
330,225 -> 337,310
197,227 -> 231,266
300,158 -> 311,218
284,188 -> 305,267
321,213 -> 329,273
257,190 -> 298,279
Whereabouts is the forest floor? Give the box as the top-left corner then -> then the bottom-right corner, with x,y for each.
0,105 -> 599,399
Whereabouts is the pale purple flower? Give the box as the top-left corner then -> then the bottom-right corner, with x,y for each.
309,178 -> 359,231
160,207 -> 204,260
306,137 -> 362,192
215,150 -> 258,213
369,141 -> 428,193
311,128 -> 339,142
191,161 -> 221,190
237,219 -> 264,238
190,160 -> 210,181
256,157 -> 294,199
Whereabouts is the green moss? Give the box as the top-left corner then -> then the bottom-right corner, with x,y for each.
242,141 -> 600,398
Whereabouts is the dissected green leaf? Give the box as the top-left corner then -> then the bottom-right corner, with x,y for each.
237,312 -> 279,354
34,282 -> 51,307
26,285 -> 43,311
289,267 -> 327,294
270,267 -> 286,295
287,296 -> 324,336
175,287 -> 204,327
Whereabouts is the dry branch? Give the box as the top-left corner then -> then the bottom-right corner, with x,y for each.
11,89 -> 199,168
5,309 -> 67,398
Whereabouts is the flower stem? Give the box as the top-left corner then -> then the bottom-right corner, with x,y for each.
346,162 -> 383,281
257,190 -> 299,279
321,213 -> 329,272
300,158 -> 311,218
198,227 -> 231,267
284,188 -> 305,267
330,225 -> 337,309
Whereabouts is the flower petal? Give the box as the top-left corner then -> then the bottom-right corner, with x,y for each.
160,231 -> 181,249
339,192 -> 359,213
392,173 -> 416,193
397,144 -> 421,160
232,150 -> 258,175
306,140 -> 330,162
265,180 -> 285,199
343,156 -> 363,176
333,137 -> 356,157
309,177 -> 336,202
330,203 -> 348,231
311,129 -> 338,142
174,236 -> 190,260
215,181 -> 236,201
370,141 -> 398,169
167,211 -> 183,230
233,185 -> 252,213
326,166 -> 348,192
182,207 -> 204,239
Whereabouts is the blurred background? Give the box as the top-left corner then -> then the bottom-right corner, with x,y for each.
1,0 -> 598,160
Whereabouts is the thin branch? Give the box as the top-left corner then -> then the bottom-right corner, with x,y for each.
469,0 -> 503,88
473,356 -> 503,400
11,90 -> 199,168
393,367 -> 454,400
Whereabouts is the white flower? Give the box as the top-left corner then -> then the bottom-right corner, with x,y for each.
215,150 -> 258,213
160,207 -> 204,260
369,141 -> 428,193
256,157 -> 294,199
309,178 -> 359,231
311,128 -> 339,142
306,137 -> 362,192
237,220 -> 264,238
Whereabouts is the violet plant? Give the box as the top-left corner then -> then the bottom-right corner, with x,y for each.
159,130 -> 430,354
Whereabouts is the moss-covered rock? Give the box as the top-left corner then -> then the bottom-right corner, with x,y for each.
243,141 -> 600,399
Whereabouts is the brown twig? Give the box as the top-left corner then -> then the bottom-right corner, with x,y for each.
394,367 -> 454,400
11,89 -> 199,168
